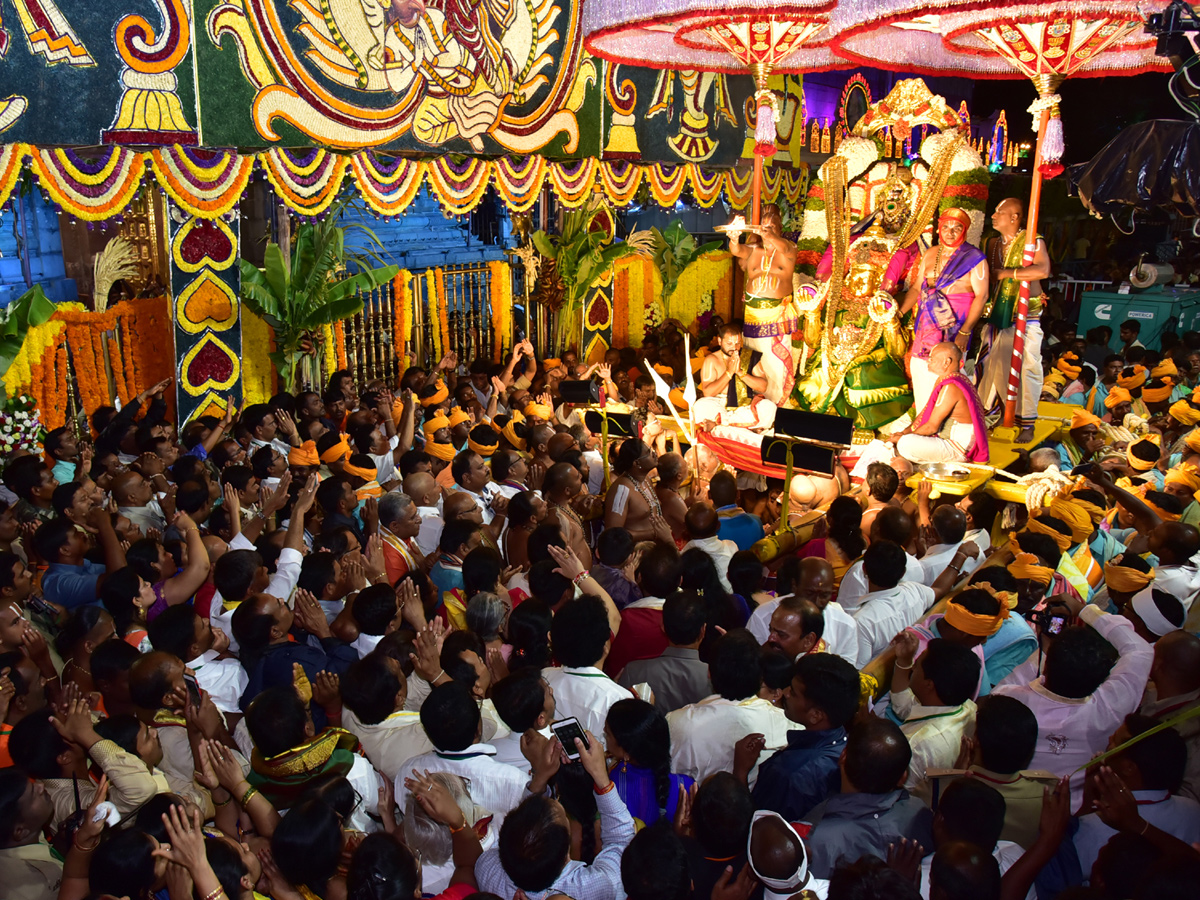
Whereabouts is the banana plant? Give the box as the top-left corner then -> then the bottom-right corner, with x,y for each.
531,195 -> 654,330
0,285 -> 56,406
648,219 -> 723,316
239,208 -> 398,392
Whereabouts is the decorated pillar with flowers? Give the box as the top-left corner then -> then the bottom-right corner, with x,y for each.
168,207 -> 243,425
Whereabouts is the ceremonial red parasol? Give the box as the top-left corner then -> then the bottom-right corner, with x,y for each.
830,1 -> 1171,431
582,0 -> 851,224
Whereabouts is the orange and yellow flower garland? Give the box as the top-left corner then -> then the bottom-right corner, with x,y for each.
333,321 -> 348,370
486,260 -> 512,361
434,269 -> 450,362
393,271 -> 412,371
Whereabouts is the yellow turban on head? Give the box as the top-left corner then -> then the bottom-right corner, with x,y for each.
423,411 -> 451,435
1024,519 -> 1072,553
1166,463 -> 1200,492
319,434 -> 351,464
1126,433 -> 1162,472
1042,382 -> 1063,400
1045,371 -> 1069,389
448,408 -> 471,429
653,363 -> 675,379
502,420 -> 527,450
690,357 -> 705,374
524,402 -> 553,420
1170,400 -> 1200,426
1186,429 -> 1200,454
1192,385 -> 1200,404
1152,359 -> 1179,379
542,358 -> 564,374
944,598 -> 1009,637
668,388 -> 690,410
343,460 -> 377,482
420,380 -> 449,407
1055,353 -> 1082,379
1067,487 -> 1107,525
1116,366 -> 1148,390
1143,381 -> 1174,403
467,426 -> 500,457
1103,561 -> 1155,593
1104,386 -> 1132,410
1010,552 -> 1055,586
425,440 -> 456,461
289,440 -> 320,467
1047,499 -> 1094,544
1070,409 -> 1104,431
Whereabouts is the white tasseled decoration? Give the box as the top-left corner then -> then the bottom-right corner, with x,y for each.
1041,115 -> 1065,164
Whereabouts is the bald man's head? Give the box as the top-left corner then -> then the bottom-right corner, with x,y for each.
685,502 -> 719,540
443,491 -> 479,523
530,425 -> 555,454
794,557 -> 835,609
403,471 -> 437,506
1149,521 -> 1200,566
656,452 -> 685,487
547,432 -> 578,461
1152,630 -> 1200,695
749,814 -> 808,886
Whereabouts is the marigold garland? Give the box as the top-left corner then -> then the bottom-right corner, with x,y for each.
240,308 -> 274,405
486,261 -> 512,362
333,321 -> 349,370
612,266 -> 630,350
423,270 -> 441,361
434,269 -> 450,361
3,143 -> 823,225
392,270 -> 413,371
320,323 -> 338,381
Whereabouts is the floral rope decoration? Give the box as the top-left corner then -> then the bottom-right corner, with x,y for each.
333,321 -> 348,370
434,268 -> 450,360
30,146 -> 147,222
240,308 -> 275,405
612,264 -> 629,350
486,260 -> 512,362
320,323 -> 337,381
392,270 -> 413,371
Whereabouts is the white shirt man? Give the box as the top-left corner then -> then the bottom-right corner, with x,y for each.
992,606 -> 1153,806
683,534 -> 739,592
341,707 -> 433,783
667,694 -> 800,788
414,505 -> 444,558
919,540 -> 981,587
748,596 -> 861,667
395,744 -> 530,828
210,532 -> 304,654
891,687 -> 977,798
1073,789 -> 1200,877
542,666 -> 632,750
853,581 -> 936,666
369,434 -> 401,487
490,724 -> 551,772
838,553 -> 926,612
186,649 -> 248,715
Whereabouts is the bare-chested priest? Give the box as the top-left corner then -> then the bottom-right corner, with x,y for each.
604,438 -> 674,544
889,342 -> 990,464
727,204 -> 799,405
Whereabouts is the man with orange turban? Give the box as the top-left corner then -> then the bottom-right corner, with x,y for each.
1102,386 -> 1133,424
976,198 -> 1052,443
1054,409 -> 1107,469
905,207 -> 989,412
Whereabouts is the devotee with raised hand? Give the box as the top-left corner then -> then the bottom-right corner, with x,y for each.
903,208 -> 988,412
1071,714 -> 1200,878
992,591 -> 1153,806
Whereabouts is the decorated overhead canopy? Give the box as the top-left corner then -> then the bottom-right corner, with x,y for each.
583,0 -> 847,72
830,1 -> 1172,79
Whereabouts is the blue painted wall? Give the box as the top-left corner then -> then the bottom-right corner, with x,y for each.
0,193 -> 78,308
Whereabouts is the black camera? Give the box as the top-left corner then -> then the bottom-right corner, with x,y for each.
1145,0 -> 1200,58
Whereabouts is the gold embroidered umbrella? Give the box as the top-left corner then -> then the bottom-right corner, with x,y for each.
582,0 -> 849,224
830,1 -> 1170,430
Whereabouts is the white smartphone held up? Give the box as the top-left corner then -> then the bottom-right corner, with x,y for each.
551,717 -> 590,760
